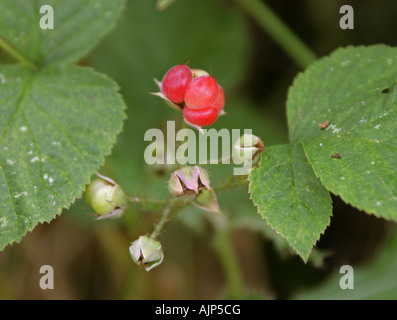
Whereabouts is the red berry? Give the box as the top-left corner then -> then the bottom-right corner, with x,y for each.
183,106 -> 218,127
184,76 -> 219,110
212,85 -> 225,111
161,65 -> 192,104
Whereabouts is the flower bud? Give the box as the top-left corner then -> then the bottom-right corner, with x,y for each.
168,166 -> 210,198
193,188 -> 220,213
168,166 -> 220,212
129,236 -> 164,271
233,133 -> 265,167
85,174 -> 127,219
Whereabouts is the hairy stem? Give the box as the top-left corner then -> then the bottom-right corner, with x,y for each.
128,196 -> 168,210
150,201 -> 176,240
150,204 -> 171,240
234,0 -> 317,69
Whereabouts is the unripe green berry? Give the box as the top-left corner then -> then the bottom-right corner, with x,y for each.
85,175 -> 127,219
85,178 -> 108,207
91,184 -> 126,216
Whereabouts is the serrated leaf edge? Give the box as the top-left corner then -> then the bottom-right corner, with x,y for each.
0,67 -> 127,251
247,147 -> 332,262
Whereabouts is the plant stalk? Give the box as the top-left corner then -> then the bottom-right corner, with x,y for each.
234,0 -> 317,69
150,202 -> 173,240
212,226 -> 244,299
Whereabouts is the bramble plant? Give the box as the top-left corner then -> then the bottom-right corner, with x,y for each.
0,0 -> 396,298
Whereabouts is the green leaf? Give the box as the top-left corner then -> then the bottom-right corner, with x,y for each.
287,45 -> 397,219
0,0 -> 124,66
0,0 -> 126,249
248,143 -> 332,261
0,64 -> 126,250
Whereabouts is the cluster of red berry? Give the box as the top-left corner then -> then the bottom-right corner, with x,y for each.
159,64 -> 225,127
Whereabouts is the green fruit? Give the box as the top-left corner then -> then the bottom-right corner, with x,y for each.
85,176 -> 127,217
85,178 -> 108,207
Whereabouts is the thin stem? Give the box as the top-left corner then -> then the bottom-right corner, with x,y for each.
150,203 -> 172,240
212,226 -> 244,299
0,36 -> 39,70
213,175 -> 249,192
128,196 -> 168,209
234,0 -> 317,69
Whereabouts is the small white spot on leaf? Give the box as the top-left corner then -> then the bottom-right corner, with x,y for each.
14,191 -> 28,198
341,59 -> 351,66
0,217 -> 7,228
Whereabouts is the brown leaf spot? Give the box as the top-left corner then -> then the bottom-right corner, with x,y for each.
319,120 -> 330,129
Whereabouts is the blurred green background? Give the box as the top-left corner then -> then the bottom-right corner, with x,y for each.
0,0 -> 396,299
